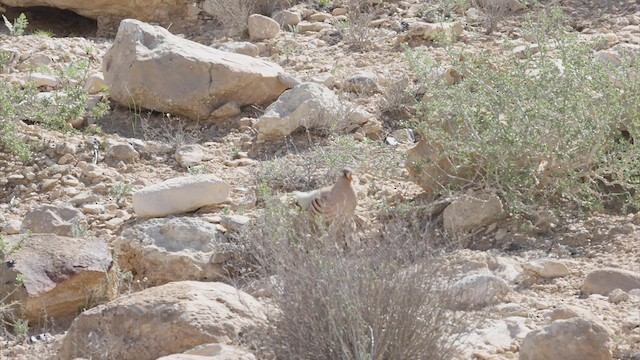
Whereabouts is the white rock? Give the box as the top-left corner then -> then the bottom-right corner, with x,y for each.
2,219 -> 21,235
104,19 -> 288,120
462,317 -> 529,355
106,142 -> 140,161
523,259 -> 571,279
520,318 -> 613,360
174,144 -> 205,168
582,267 -> 640,295
343,71 -> 380,93
84,72 -> 106,94
450,274 -> 511,309
22,72 -> 60,88
608,288 -> 630,304
273,10 -> 302,27
219,42 -> 259,57
248,14 -> 280,40
443,192 -> 507,235
132,174 -> 231,218
158,343 -> 256,359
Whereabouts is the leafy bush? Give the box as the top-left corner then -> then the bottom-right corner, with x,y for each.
2,13 -> 28,36
0,60 -> 111,161
256,135 -> 404,193
407,8 -> 640,215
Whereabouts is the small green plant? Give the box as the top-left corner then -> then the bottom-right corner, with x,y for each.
110,183 -> 134,206
187,164 -> 210,174
12,318 -> 29,337
1,234 -> 29,338
2,13 -> 29,36
407,8 -> 640,215
71,220 -> 89,238
0,51 -> 12,72
33,29 -> 54,37
317,0 -> 330,8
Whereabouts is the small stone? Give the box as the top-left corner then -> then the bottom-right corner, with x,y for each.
608,288 -> 629,304
523,259 -> 571,279
309,12 -> 332,22
84,72 -> 106,94
3,219 -> 21,235
40,179 -> 59,192
210,102 -> 241,118
107,143 -> 139,162
82,204 -> 106,215
332,7 -> 348,16
61,174 -> 81,187
58,153 -> 76,165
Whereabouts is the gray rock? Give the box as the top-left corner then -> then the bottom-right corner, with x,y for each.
582,267 -> 640,295
106,142 -> 140,162
21,204 -> 86,236
255,82 -> 350,140
273,10 -> 302,27
115,217 -> 228,286
343,71 -> 380,93
174,144 -> 205,168
443,192 -> 507,235
219,42 -> 259,57
450,274 -> 511,309
520,318 -> 613,360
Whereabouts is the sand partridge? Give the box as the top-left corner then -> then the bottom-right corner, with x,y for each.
294,168 -> 358,225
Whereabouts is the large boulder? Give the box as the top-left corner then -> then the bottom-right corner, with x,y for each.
103,19 -> 290,120
520,318 -> 613,360
582,267 -> 640,295
0,234 -> 115,323
59,281 -> 266,360
255,82 -> 368,140
132,174 -> 231,218
115,217 -> 228,286
21,203 -> 86,236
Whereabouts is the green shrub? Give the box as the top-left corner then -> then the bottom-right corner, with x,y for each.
407,8 -> 640,215
256,135 -> 404,194
0,60 -> 111,161
2,13 -> 28,36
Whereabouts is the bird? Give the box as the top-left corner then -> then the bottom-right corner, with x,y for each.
293,168 -> 358,226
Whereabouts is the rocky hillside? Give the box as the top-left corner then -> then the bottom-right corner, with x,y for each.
1,0 -> 639,359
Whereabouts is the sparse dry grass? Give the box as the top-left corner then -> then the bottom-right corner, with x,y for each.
238,193 -> 469,360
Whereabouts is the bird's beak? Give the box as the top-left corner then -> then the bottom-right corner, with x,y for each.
346,175 -> 353,181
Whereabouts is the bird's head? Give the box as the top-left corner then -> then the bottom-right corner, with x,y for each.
340,168 -> 354,181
